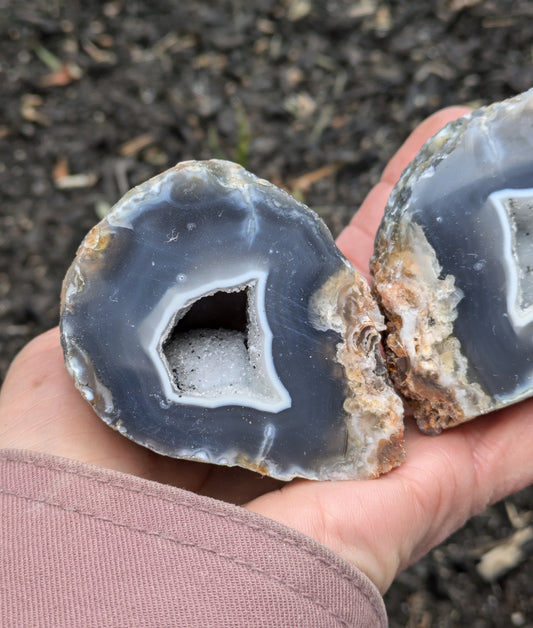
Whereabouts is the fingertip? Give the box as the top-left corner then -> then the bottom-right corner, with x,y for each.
347,181 -> 394,231
381,106 -> 472,186
337,106 -> 473,277
336,182 -> 394,276
336,225 -> 374,280
8,327 -> 61,369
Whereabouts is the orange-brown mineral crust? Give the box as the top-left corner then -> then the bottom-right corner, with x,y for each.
383,312 -> 465,433
376,432 -> 406,475
371,224 -> 490,433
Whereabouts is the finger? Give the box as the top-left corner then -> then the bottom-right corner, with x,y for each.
335,181 -> 393,280
336,106 -> 471,277
0,328 -> 133,461
379,106 -> 471,185
387,400 -> 533,578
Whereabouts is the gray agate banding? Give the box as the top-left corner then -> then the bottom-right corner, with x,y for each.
60,160 -> 405,480
371,88 -> 533,433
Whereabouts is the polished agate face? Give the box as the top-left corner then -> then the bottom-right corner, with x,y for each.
60,160 -> 404,480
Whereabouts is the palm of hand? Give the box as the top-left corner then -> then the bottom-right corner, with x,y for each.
2,107 -> 532,594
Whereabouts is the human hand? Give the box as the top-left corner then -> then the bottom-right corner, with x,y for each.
246,107 -> 533,592
2,107 -> 532,595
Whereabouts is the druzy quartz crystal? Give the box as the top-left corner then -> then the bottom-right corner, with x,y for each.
60,160 -> 405,480
372,88 -> 533,433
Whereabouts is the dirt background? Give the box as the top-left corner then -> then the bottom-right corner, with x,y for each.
1,1 -> 533,625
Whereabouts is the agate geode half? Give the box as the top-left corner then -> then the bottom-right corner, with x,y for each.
60,160 -> 404,480
372,88 -> 533,433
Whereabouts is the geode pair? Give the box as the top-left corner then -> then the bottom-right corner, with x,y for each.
60,89 -> 533,481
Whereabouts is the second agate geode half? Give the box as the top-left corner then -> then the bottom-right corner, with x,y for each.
372,88 -> 533,433
60,88 -> 533,480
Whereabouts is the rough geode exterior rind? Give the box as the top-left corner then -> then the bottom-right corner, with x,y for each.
60,159 -> 405,480
371,89 -> 533,432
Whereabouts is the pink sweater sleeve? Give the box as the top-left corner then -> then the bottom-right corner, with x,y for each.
1,449 -> 386,627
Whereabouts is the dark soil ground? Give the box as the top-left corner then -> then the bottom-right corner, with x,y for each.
1,1 -> 533,625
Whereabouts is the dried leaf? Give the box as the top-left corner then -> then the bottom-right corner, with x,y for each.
446,0 -> 482,10
38,63 -> 83,88
477,526 -> 533,582
55,172 -> 98,190
83,41 -> 117,64
52,156 -> 70,181
118,134 -> 155,157
348,1 -> 377,19
290,163 -> 343,193
287,0 -> 311,21
20,94 -> 50,126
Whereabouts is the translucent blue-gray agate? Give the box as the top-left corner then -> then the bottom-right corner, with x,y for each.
372,88 -> 533,433
60,160 -> 404,480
